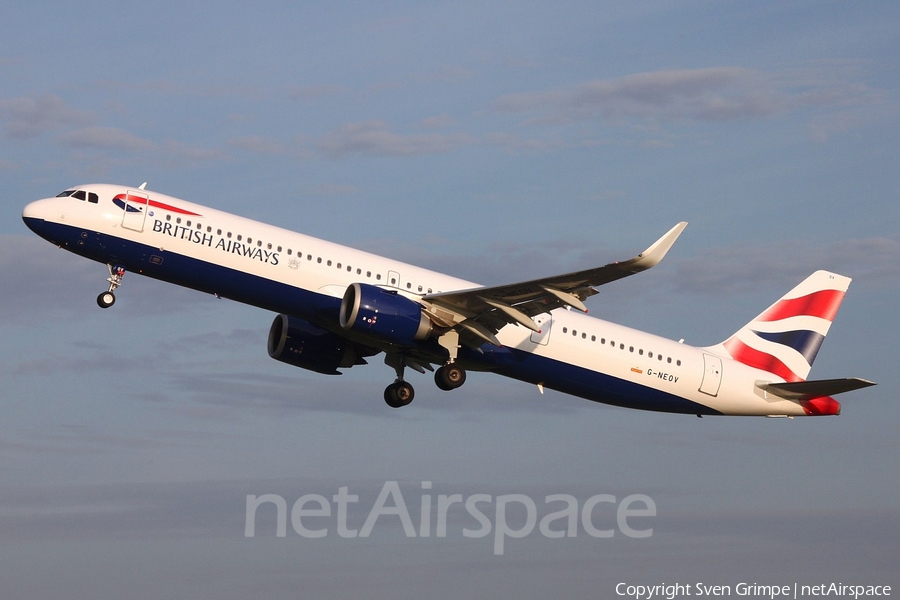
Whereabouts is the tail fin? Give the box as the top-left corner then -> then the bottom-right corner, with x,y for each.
709,270 -> 851,382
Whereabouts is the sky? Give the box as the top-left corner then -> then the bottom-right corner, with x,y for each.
1,1 -> 899,598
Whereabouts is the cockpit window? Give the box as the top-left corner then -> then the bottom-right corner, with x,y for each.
58,189 -> 98,203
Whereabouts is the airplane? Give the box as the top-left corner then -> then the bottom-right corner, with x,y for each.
22,183 -> 875,416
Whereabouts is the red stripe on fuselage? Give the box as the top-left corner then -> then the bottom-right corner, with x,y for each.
113,194 -> 201,216
723,337 -> 802,382
758,289 -> 845,323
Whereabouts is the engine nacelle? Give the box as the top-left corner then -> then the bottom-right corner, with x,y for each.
268,314 -> 363,375
339,282 -> 432,346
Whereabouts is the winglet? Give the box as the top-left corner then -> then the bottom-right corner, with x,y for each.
628,222 -> 688,271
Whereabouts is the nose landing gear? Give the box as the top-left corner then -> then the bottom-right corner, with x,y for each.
97,264 -> 125,308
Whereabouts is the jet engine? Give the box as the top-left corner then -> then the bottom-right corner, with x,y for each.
339,282 -> 432,346
267,314 -> 368,375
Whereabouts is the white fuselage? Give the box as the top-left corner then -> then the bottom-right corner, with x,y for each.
22,184 -> 820,416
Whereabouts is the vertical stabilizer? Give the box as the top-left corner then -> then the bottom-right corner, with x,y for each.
708,270 -> 851,382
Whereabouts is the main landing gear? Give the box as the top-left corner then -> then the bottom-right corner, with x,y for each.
383,354 -> 417,408
382,346 -> 468,409
97,264 -> 125,308
384,380 -> 415,409
434,364 -> 466,391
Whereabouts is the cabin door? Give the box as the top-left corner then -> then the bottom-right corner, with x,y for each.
121,190 -> 150,232
699,354 -> 723,396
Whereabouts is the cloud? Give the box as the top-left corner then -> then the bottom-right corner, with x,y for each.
0,235 -> 97,320
0,235 -> 213,323
492,66 -> 882,126
667,234 -> 900,297
309,182 -> 360,196
159,139 -> 229,163
0,94 -> 93,138
287,84 -> 349,101
59,126 -> 156,153
227,135 -> 288,155
418,114 -> 458,129
316,120 -> 478,158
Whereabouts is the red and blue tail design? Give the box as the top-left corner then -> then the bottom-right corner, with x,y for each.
716,271 -> 851,382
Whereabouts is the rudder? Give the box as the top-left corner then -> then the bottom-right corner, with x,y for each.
707,270 -> 851,382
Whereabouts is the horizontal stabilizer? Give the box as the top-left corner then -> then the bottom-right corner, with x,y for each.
757,377 -> 876,401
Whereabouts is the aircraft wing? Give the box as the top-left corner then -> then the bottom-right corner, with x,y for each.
420,222 -> 687,345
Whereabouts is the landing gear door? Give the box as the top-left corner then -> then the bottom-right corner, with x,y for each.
699,353 -> 723,396
121,190 -> 149,232
530,313 -> 552,346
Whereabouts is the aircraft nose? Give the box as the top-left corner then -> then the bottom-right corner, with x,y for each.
22,198 -> 53,237
23,199 -> 46,220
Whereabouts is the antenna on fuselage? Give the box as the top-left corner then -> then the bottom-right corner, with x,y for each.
138,182 -> 147,190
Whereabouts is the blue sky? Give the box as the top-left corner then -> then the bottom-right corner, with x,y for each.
1,1 -> 899,598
